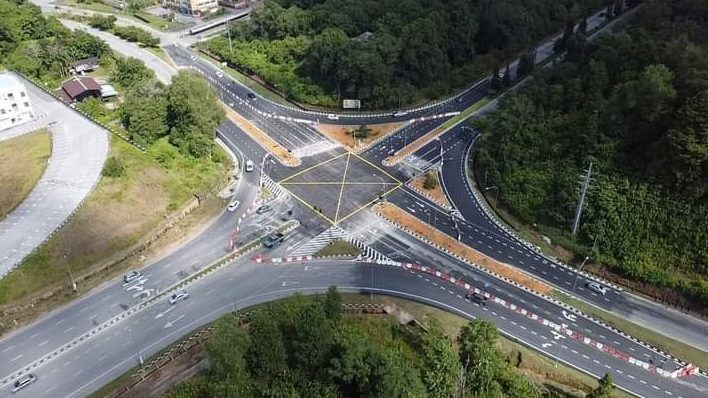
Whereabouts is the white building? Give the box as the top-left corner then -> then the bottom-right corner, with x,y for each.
0,73 -> 34,131
164,0 -> 219,16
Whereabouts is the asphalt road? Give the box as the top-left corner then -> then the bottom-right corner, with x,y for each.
2,255 -> 706,398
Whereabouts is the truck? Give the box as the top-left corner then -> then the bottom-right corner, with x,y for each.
262,232 -> 285,248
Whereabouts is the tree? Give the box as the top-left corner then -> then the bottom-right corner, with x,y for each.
423,171 -> 438,190
111,56 -> 154,87
102,156 -> 125,178
88,14 -> 116,31
166,71 -> 225,157
77,97 -> 107,120
120,80 -> 168,146
578,16 -> 588,35
554,19 -> 576,53
588,373 -> 614,398
323,285 -> 342,321
458,320 -> 506,394
491,66 -> 504,92
248,312 -> 287,379
518,51 -> 535,77
421,320 -> 461,398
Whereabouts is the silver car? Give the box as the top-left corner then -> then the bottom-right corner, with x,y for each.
11,374 -> 36,393
123,271 -> 141,284
169,291 -> 189,304
586,281 -> 607,295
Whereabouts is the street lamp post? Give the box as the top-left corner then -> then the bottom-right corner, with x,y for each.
572,256 -> 590,295
485,186 -> 499,211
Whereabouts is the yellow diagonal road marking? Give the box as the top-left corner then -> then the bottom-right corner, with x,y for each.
334,153 -> 352,223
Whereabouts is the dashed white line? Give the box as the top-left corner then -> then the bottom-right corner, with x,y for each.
64,326 -> 75,334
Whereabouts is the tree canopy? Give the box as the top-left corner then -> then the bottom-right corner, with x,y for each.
204,0 -> 607,108
167,290 -> 564,398
474,0 -> 708,309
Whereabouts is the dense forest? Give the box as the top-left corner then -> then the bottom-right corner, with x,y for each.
475,0 -> 708,308
204,0 -> 607,108
168,289 -> 614,398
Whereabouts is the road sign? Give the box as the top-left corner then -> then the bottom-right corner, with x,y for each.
342,99 -> 361,109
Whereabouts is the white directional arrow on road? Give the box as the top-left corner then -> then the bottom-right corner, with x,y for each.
154,306 -> 175,319
281,281 -> 300,287
164,314 -> 185,329
562,310 -> 577,322
551,331 -> 567,340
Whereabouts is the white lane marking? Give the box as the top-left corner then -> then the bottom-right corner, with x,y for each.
39,340 -> 49,347
640,380 -> 647,385
2,345 -> 14,353
64,326 -> 75,334
11,354 -> 23,362
30,332 -> 40,338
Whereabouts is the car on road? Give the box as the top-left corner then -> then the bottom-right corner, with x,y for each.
169,291 -> 189,304
327,114 -> 339,121
256,205 -> 272,214
227,199 -> 240,212
262,232 -> 285,248
245,160 -> 254,172
392,111 -> 408,117
465,292 -> 489,306
123,271 -> 142,284
216,71 -> 223,78
247,93 -> 257,100
586,281 -> 607,295
190,55 -> 196,61
11,374 -> 36,393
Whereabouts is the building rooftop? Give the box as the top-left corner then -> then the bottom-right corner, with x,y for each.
61,76 -> 101,99
0,73 -> 23,92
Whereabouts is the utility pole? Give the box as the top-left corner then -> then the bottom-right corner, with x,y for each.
572,162 -> 593,236
226,18 -> 233,53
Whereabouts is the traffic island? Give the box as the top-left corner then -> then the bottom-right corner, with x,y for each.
371,202 -> 552,295
221,102 -> 300,167
408,170 -> 452,210
383,97 -> 490,166
316,122 -> 405,153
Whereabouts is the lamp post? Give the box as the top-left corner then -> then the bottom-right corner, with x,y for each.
572,256 -> 589,295
485,186 -> 499,211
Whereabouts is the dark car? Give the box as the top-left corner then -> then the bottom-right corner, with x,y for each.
247,93 -> 257,100
262,232 -> 285,248
11,374 -> 36,393
465,292 -> 489,306
256,205 -> 272,215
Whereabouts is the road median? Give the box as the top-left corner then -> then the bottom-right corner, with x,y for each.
221,101 -> 300,167
371,202 -> 552,295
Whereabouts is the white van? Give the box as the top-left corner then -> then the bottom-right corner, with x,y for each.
245,160 -> 254,172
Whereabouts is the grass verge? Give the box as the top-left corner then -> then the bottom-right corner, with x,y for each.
409,170 -> 452,209
0,135 -> 230,332
0,130 -> 51,220
552,291 -> 708,370
314,240 -> 361,257
315,122 -> 404,152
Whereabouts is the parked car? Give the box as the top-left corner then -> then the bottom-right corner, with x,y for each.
227,199 -> 240,212
586,281 -> 607,295
262,232 -> 285,248
123,271 -> 141,284
256,205 -> 272,215
327,114 -> 339,121
169,291 -> 189,304
11,374 -> 36,393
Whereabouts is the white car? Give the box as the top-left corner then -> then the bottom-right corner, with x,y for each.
169,291 -> 189,304
227,199 -> 240,212
392,111 -> 408,117
586,281 -> 607,295
216,71 -> 223,78
190,55 -> 196,61
245,160 -> 254,172
327,114 -> 339,121
123,270 -> 141,284
11,374 -> 36,393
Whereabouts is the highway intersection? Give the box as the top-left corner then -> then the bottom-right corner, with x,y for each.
2,3 -> 708,397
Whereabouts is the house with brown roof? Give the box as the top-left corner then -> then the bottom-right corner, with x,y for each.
57,76 -> 101,103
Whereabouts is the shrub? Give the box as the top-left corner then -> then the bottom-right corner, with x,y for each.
102,156 -> 126,178
423,171 -> 439,190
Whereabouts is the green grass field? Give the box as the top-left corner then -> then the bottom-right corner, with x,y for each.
0,130 -> 51,221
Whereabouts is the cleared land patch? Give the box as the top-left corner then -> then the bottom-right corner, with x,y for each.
316,122 -> 404,152
0,130 -> 51,220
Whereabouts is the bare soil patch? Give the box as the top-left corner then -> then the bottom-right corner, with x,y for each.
316,122 -> 404,152
372,202 -> 553,295
0,130 -> 51,220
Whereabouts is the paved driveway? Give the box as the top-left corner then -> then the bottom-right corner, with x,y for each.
0,74 -> 109,278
